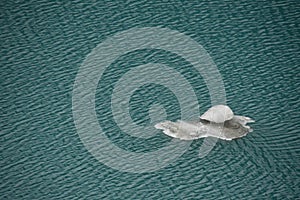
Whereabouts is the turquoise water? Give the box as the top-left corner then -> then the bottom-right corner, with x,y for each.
1,0 -> 299,199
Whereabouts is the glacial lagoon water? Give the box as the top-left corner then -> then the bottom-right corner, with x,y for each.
1,1 -> 299,199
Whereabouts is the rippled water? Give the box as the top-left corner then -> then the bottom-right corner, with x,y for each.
1,0 -> 299,199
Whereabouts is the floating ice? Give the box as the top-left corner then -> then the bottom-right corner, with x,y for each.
155,105 -> 254,141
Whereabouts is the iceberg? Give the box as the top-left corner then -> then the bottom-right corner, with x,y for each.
155,105 -> 254,141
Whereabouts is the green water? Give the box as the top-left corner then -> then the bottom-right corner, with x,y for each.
1,1 -> 299,199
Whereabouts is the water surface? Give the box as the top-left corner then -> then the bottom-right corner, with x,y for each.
1,0 -> 299,199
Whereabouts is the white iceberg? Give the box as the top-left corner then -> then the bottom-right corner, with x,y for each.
155,105 -> 254,141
